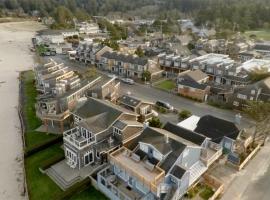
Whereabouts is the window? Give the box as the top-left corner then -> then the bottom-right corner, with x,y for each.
237,93 -> 247,100
113,127 -> 121,135
233,101 -> 239,107
84,151 -> 94,166
65,148 -> 77,163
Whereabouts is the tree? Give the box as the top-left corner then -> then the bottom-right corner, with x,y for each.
149,117 -> 162,128
244,101 -> 270,145
141,70 -> 151,82
101,39 -> 119,51
135,46 -> 144,57
178,110 -> 192,121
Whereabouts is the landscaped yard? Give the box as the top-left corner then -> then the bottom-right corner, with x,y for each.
25,144 -> 64,200
21,70 -> 58,149
21,70 -> 107,200
243,29 -> 270,40
156,79 -> 176,91
70,187 -> 108,200
186,183 -> 215,200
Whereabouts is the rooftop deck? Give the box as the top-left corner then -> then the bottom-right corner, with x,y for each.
109,147 -> 165,194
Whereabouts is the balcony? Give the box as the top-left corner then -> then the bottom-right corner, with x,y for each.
200,141 -> 222,167
109,147 -> 165,194
35,104 -> 70,121
63,127 -> 95,149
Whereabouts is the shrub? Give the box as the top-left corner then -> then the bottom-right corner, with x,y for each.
55,178 -> 91,200
39,154 -> 65,171
178,110 -> 192,121
149,116 -> 163,128
25,135 -> 62,157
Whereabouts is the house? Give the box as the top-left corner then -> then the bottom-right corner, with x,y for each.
238,51 -> 262,63
74,41 -> 112,65
63,97 -> 143,170
254,42 -> 270,56
158,53 -> 191,75
117,95 -> 155,122
75,22 -> 101,35
238,59 -> 270,73
97,124 -> 222,200
34,59 -> 119,132
178,115 -> 241,152
177,70 -> 210,101
229,77 -> 270,108
98,51 -> 149,79
87,76 -> 120,102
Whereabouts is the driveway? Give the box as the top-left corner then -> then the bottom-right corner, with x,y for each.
221,141 -> 270,200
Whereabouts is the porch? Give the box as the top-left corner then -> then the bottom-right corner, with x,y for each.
200,141 -> 223,167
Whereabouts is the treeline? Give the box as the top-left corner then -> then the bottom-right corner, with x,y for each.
162,0 -> 270,31
2,0 -> 270,32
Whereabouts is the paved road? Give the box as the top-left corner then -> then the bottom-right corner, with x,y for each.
221,141 -> 270,200
48,55 -> 253,128
120,83 -> 253,128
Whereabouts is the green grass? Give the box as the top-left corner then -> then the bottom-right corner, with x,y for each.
70,187 -> 108,200
244,29 -> 270,40
199,185 -> 215,200
25,131 -> 58,150
156,80 -> 176,91
25,144 -> 64,200
21,70 -> 42,131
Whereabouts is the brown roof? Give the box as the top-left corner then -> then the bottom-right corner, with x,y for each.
185,70 -> 208,82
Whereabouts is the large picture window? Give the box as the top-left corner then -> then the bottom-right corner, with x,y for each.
84,151 -> 94,166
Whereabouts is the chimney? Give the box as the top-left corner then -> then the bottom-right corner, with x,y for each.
165,134 -> 169,143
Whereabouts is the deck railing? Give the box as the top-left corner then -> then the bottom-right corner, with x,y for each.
109,147 -> 165,194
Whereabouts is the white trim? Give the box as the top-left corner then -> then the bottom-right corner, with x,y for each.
84,150 -> 94,166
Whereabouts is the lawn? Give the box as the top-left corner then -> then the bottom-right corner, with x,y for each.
70,187 -> 108,200
244,29 -> 270,40
25,144 -> 64,200
21,70 -> 58,149
156,79 -> 176,91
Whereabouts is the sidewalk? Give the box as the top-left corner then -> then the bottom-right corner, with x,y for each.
221,141 -> 270,200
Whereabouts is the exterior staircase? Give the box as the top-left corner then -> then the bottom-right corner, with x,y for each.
46,167 -> 82,191
188,161 -> 207,186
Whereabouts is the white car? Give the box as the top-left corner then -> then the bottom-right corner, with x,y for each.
107,74 -> 119,80
121,78 -> 135,85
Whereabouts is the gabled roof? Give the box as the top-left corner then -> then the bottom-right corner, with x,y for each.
184,70 -> 208,82
170,165 -> 186,179
178,76 -> 208,90
101,51 -> 148,66
118,95 -> 142,108
164,122 -> 206,146
194,115 -> 240,143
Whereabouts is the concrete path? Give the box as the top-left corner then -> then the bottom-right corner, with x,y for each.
0,21 -> 44,200
221,141 -> 270,200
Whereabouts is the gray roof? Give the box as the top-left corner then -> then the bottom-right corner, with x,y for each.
178,76 -> 208,90
184,70 -> 208,82
170,165 -> 186,179
126,127 -> 187,173
101,51 -> 148,66
118,95 -> 142,108
164,122 -> 206,146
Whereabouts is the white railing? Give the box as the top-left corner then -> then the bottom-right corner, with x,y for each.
63,127 -> 96,149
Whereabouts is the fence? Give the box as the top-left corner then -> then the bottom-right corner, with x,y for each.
203,174 -> 224,200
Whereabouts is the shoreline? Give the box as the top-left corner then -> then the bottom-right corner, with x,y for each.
0,21 -> 45,200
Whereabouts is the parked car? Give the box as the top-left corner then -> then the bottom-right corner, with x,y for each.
121,78 -> 135,85
107,74 -> 119,80
155,100 -> 174,111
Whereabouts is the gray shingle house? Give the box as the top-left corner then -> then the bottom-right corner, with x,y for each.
63,97 -> 143,169
97,123 -> 222,200
98,51 -> 149,78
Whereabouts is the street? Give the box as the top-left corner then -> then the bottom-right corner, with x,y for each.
221,141 -> 270,200
120,83 -> 252,128
47,55 -> 253,128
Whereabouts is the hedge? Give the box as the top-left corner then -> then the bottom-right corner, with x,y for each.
39,154 -> 65,171
25,135 -> 63,157
55,177 -> 91,200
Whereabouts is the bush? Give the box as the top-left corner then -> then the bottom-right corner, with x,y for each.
156,106 -> 167,114
141,70 -> 151,82
199,185 -> 215,200
25,135 -> 63,157
149,116 -> 163,128
55,178 -> 91,200
178,110 -> 192,121
39,154 -> 65,171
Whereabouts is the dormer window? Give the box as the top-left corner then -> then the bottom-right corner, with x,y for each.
113,127 -> 121,135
